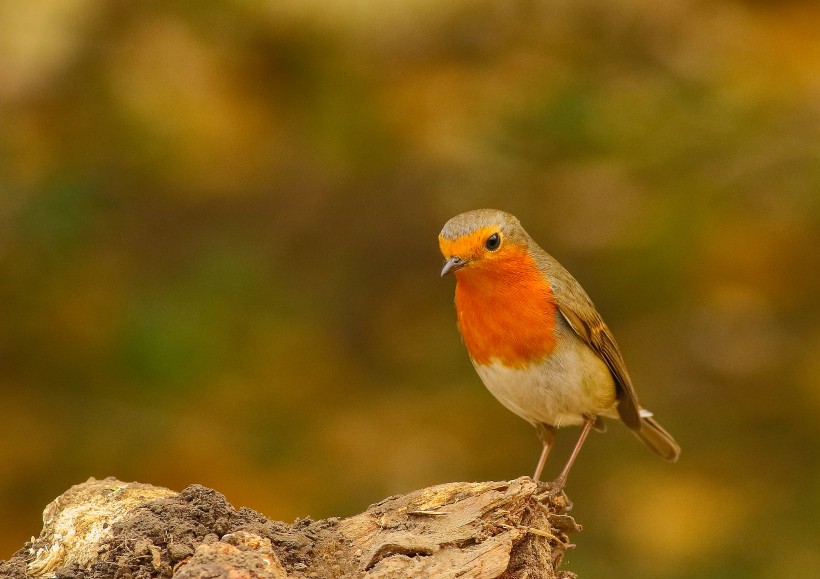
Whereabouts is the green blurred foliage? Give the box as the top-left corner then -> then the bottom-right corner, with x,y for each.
2,0 -> 820,576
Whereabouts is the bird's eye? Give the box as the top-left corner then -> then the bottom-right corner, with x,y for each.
485,233 -> 501,251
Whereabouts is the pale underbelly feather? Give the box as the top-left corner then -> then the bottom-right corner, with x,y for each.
472,327 -> 618,427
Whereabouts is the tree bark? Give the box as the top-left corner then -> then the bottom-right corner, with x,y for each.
0,476 -> 580,578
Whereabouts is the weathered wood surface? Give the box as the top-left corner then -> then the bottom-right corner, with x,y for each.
0,476 -> 579,578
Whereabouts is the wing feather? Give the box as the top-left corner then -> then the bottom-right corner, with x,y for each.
550,277 -> 642,430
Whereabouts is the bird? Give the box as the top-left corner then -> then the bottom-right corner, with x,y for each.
439,209 -> 680,489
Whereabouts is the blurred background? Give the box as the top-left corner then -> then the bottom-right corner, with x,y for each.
1,0 -> 819,576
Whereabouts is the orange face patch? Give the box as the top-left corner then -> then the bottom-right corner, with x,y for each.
449,242 -> 557,367
439,226 -> 498,263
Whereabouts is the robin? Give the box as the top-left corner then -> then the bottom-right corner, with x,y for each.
439,209 -> 680,488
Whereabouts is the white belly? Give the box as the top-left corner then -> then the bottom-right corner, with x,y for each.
472,327 -> 618,427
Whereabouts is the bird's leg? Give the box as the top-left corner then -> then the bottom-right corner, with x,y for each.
552,417 -> 596,491
532,423 -> 556,481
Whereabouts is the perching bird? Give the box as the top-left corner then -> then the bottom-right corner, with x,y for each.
439,209 -> 679,488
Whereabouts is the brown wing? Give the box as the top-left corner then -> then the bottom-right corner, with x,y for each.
544,263 -> 642,430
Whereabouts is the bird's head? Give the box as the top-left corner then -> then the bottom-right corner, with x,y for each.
438,209 -> 528,277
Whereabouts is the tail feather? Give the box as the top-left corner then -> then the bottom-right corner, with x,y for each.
635,415 -> 681,462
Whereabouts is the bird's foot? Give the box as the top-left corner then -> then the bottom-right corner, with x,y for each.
534,476 -> 573,512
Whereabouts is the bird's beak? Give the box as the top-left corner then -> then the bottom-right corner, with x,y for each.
441,255 -> 466,277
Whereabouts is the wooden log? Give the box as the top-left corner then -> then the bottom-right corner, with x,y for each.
0,476 -> 580,578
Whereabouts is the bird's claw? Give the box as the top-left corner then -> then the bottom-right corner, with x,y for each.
534,478 -> 573,512
548,486 -> 573,512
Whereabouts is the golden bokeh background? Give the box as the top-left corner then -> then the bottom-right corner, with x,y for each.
2,1 -> 820,576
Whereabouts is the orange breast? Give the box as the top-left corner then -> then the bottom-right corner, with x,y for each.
455,246 -> 557,367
